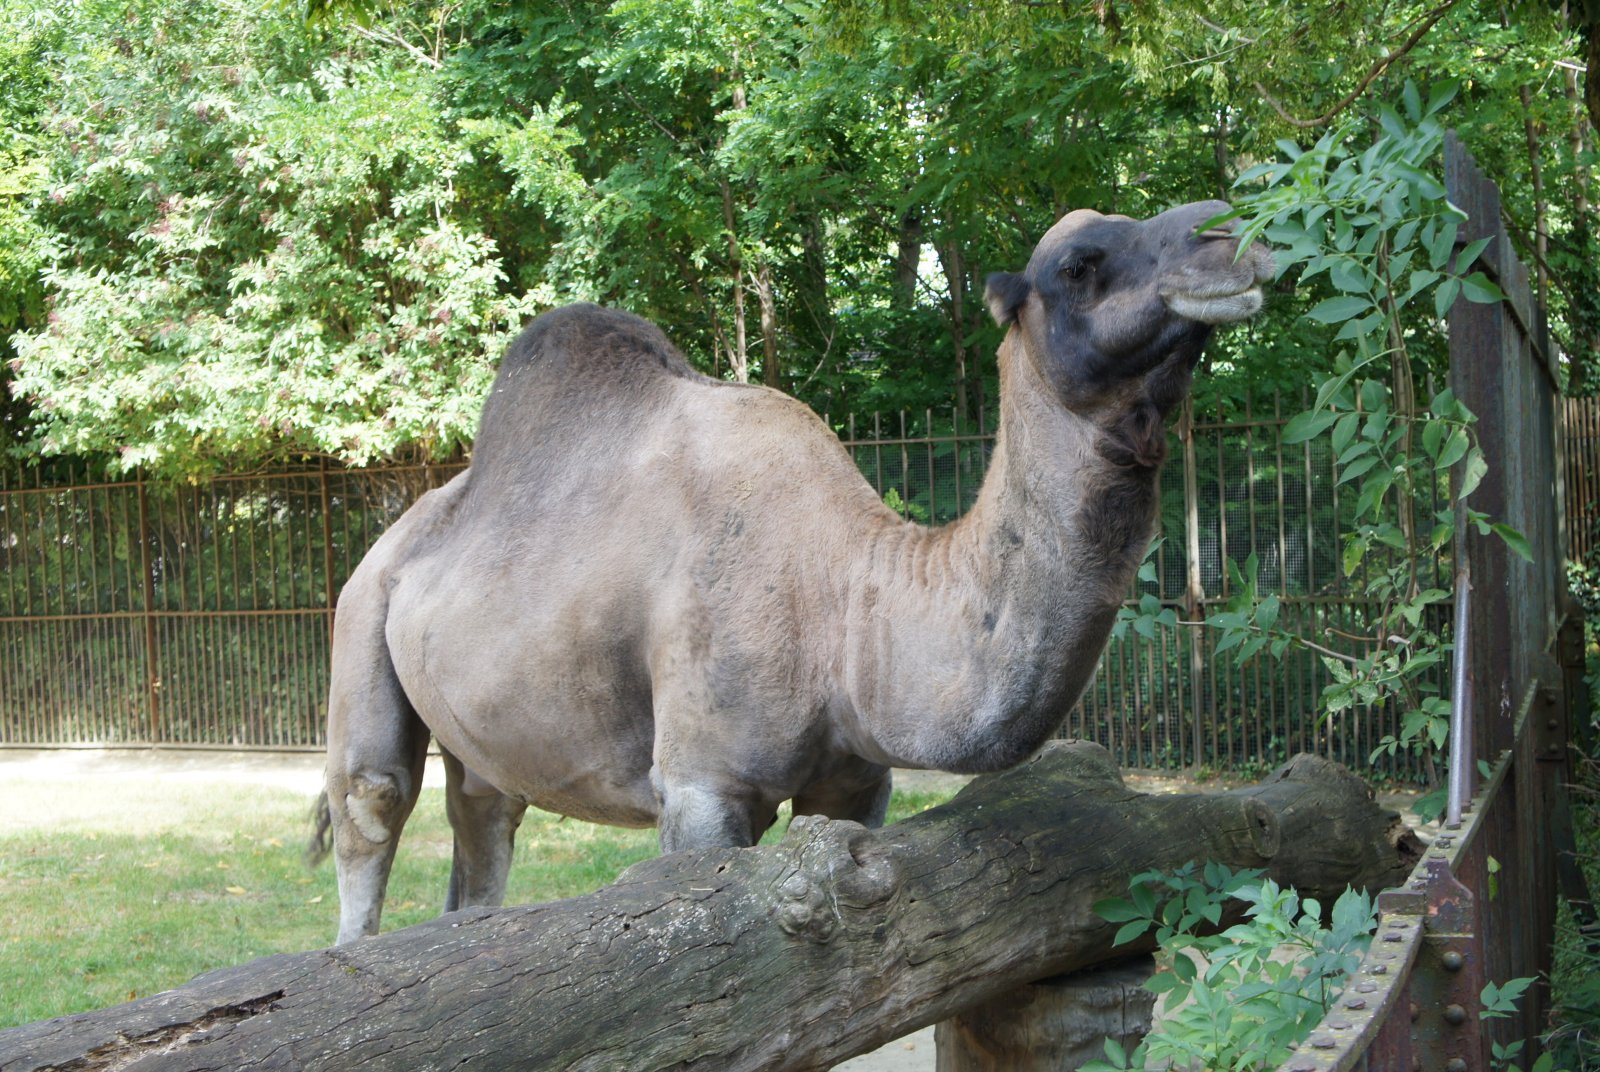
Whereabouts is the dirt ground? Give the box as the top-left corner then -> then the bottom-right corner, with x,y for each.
0,747 -> 1418,1070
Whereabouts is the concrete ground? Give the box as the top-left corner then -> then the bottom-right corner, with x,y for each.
0,747 -> 1418,1070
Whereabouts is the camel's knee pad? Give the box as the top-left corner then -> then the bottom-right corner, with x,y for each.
344,771 -> 406,845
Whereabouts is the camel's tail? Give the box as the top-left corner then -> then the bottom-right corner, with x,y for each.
306,790 -> 333,867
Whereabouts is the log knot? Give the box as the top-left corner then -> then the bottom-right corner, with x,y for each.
775,871 -> 837,943
773,816 -> 901,942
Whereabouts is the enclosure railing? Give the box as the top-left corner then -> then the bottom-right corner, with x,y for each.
2,399 -> 1452,776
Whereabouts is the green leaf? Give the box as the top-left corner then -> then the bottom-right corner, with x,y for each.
1458,448 -> 1488,498
1428,219 -> 1459,270
1433,276 -> 1462,319
1283,409 -> 1338,444
1358,378 -> 1387,413
1491,523 -> 1533,562
1338,439 -> 1374,466
1459,271 -> 1504,304
1422,419 -> 1444,460
1343,536 -> 1368,577
1435,428 -> 1469,469
1094,897 -> 1141,922
1305,296 -> 1373,324
1337,454 -> 1380,485
1256,594 -> 1280,632
1425,81 -> 1461,116
1401,81 -> 1422,122
1113,920 -> 1150,947
1454,237 -> 1491,272
1330,412 -> 1359,455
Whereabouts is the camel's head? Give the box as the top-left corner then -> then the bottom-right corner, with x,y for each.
985,200 -> 1275,467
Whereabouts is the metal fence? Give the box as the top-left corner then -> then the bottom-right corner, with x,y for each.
1,397 -> 1445,776
1567,395 -> 1600,567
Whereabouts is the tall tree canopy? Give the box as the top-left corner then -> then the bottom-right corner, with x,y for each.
0,0 -> 1590,476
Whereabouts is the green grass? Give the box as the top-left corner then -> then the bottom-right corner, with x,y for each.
0,778 -> 952,1030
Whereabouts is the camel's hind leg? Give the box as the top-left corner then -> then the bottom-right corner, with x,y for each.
441,749 -> 527,911
323,585 -> 430,944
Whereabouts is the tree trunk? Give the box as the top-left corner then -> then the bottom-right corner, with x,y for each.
895,207 -> 923,307
756,261 -> 780,392
720,177 -> 749,383
0,743 -> 1420,1072
938,241 -> 971,420
935,956 -> 1157,1072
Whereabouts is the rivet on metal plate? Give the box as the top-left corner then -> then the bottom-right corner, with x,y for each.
1311,1035 -> 1336,1050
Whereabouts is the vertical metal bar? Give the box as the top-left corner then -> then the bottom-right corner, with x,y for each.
137,474 -> 160,741
1211,421 -> 1227,767
1181,398 -> 1205,769
899,411 -> 911,513
1447,563 -> 1474,828
1245,400 -> 1261,769
951,406 -> 963,515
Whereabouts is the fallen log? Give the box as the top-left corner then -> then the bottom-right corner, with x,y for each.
0,742 -> 1421,1072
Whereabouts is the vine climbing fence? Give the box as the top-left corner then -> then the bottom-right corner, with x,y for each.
0,390 -> 1457,779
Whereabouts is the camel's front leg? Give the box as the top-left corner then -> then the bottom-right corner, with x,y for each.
654,778 -> 775,852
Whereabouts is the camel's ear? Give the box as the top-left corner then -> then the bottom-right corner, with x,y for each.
984,272 -> 1030,325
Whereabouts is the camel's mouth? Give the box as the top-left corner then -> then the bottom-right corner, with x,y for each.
1164,285 -> 1264,325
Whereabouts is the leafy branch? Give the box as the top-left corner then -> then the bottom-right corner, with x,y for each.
1088,863 -> 1377,1072
1121,82 -> 1530,810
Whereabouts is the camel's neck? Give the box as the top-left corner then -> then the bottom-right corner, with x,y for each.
840,332 -> 1161,772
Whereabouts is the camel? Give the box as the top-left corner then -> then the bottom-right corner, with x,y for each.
313,199 -> 1275,943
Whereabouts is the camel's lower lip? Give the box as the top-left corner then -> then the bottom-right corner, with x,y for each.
1166,286 -> 1263,325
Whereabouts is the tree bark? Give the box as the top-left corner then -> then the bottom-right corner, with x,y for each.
755,262 -> 780,392
0,742 -> 1420,1072
894,207 -> 923,307
719,177 -> 748,383
938,241 -> 971,420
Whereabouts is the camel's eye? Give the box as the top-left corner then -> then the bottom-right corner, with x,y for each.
1060,252 -> 1099,281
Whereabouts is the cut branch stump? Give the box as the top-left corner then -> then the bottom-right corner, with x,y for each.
933,955 -> 1157,1072
0,742 -> 1420,1072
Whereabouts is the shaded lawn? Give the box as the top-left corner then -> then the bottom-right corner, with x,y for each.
0,778 -> 951,1029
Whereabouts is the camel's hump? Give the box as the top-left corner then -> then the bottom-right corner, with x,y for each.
471,304 -> 710,466
497,303 -> 699,384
